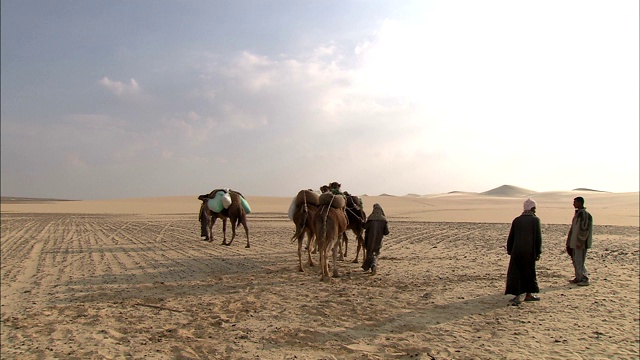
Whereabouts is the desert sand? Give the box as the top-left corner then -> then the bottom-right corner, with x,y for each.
1,187 -> 638,359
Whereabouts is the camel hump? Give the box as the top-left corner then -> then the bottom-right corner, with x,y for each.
295,190 -> 320,206
229,189 -> 245,198
205,188 -> 249,213
208,188 -> 227,197
319,193 -> 346,208
346,195 -> 362,210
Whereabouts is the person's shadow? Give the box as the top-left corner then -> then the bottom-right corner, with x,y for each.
346,282 -> 573,335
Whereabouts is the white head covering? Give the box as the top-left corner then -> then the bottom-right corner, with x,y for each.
523,198 -> 537,211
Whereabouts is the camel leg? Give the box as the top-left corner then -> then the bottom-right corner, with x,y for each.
208,216 -> 216,243
337,233 -> 347,261
241,216 -> 250,248
324,249 -> 331,281
319,248 -> 326,281
342,234 -> 348,259
332,240 -> 340,278
226,219 -> 237,246
310,227 -> 318,254
297,231 -> 305,272
320,242 -> 332,281
221,218 -> 228,245
361,232 -> 368,264
306,232 -> 315,267
353,232 -> 365,263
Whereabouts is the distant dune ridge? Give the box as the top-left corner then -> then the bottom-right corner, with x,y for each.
1,184 -> 637,226
398,185 -> 608,197
0,185 -> 611,202
572,188 -> 607,192
480,185 -> 537,197
0,196 -> 77,203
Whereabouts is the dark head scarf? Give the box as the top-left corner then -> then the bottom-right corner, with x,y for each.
368,203 -> 386,221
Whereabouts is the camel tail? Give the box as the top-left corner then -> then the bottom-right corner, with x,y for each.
290,228 -> 306,243
290,203 -> 309,243
318,207 -> 328,249
236,212 -> 245,227
317,226 -> 326,251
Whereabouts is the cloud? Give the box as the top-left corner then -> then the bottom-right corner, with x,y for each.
184,40 -> 429,164
163,111 -> 220,146
314,44 -> 338,58
65,152 -> 87,168
99,77 -> 141,97
66,113 -> 128,131
204,45 -> 411,129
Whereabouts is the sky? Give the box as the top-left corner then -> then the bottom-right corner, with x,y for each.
1,1 -> 638,200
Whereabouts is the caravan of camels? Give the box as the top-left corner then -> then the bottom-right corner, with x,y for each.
198,182 -> 369,280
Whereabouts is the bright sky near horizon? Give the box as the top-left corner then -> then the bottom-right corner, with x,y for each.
1,1 -> 638,200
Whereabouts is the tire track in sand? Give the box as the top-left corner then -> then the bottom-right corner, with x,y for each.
0,214 -> 65,317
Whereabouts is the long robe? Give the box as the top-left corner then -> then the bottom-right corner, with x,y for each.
505,212 -> 542,296
362,219 -> 389,271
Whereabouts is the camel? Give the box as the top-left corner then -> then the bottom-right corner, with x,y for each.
313,199 -> 348,281
341,194 -> 367,263
198,189 -> 250,248
289,190 -> 320,272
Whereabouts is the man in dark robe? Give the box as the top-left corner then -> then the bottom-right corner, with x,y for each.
362,204 -> 389,275
505,198 -> 542,304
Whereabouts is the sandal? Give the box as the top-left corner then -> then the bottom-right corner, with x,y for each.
524,295 -> 540,302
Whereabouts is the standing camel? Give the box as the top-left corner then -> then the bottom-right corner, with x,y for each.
290,190 -> 320,272
341,194 -> 367,263
198,190 -> 250,248
313,197 -> 348,281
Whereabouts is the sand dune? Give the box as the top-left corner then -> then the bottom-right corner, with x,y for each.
1,190 -> 638,358
2,189 -> 636,226
480,184 -> 537,197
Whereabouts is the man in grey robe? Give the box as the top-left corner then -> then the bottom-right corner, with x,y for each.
505,198 -> 543,304
566,196 -> 593,286
362,204 -> 389,275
